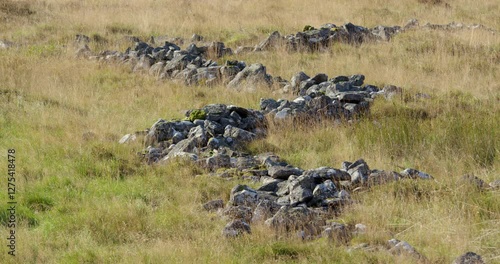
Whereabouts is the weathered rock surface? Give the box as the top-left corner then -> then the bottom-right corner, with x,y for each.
388,239 -> 425,260
222,220 -> 251,238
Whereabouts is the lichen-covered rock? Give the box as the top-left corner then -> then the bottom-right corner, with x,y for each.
203,199 -> 224,212
222,220 -> 251,238
400,168 -> 433,180
227,63 -> 273,90
229,185 -> 259,208
221,205 -> 253,223
388,239 -> 424,260
452,252 -> 484,264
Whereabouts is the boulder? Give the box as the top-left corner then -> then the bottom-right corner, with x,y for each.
221,206 -> 253,223
227,63 -> 273,90
268,165 -> 304,180
400,168 -> 433,180
229,185 -> 259,208
254,31 -> 282,51
452,252 -> 484,264
203,199 -> 224,212
223,125 -> 257,142
345,159 -> 371,185
265,206 -> 325,234
388,239 -> 424,260
222,220 -> 251,238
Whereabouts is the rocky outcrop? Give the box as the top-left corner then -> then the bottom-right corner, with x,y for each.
452,252 -> 485,264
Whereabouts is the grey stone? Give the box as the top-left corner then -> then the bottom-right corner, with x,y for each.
338,92 -> 367,103
254,31 -> 282,51
346,159 -> 371,185
203,199 -> 224,212
268,166 -> 304,180
310,73 -> 328,84
171,131 -> 185,144
221,205 -> 253,224
252,200 -> 281,222
312,180 -> 337,205
367,170 -> 401,186
400,168 -> 433,180
235,46 -> 254,54
144,119 -> 176,146
119,134 -> 137,144
223,125 -> 256,142
227,63 -> 273,90
388,239 -> 424,260
206,153 -> 231,170
229,185 -> 259,208
322,222 -> 350,244
490,179 -> 500,189
204,120 -> 224,137
188,125 -> 208,146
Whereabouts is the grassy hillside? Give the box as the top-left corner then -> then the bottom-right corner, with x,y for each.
0,0 -> 499,263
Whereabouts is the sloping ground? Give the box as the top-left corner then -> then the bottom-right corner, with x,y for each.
0,0 -> 499,263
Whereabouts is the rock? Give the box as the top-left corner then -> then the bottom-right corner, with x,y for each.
338,92 -> 366,103
222,220 -> 251,238
290,72 -> 310,93
382,85 -> 403,100
452,252 -> 484,264
322,222 -> 350,244
203,199 -> 224,212
164,138 -> 197,159
221,206 -> 253,223
461,174 -> 488,189
223,125 -> 256,142
190,34 -> 204,42
144,119 -> 176,146
354,223 -> 367,234
161,151 -> 198,163
119,133 -> 137,144
346,159 -> 371,185
206,153 -> 231,170
331,75 -> 349,83
75,44 -> 92,58
268,165 -> 304,180
371,25 -> 401,41
254,31 -> 282,51
235,46 -> 254,54
367,170 -> 401,186
265,206 -> 325,235
257,177 -> 282,192
388,239 -> 424,260
404,19 -> 420,30
227,63 -> 272,90
305,167 -> 351,181
274,108 -> 291,120
311,180 -> 337,205
252,200 -> 281,222
400,168 -> 433,180
229,185 -> 259,208
490,179 -> 500,189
